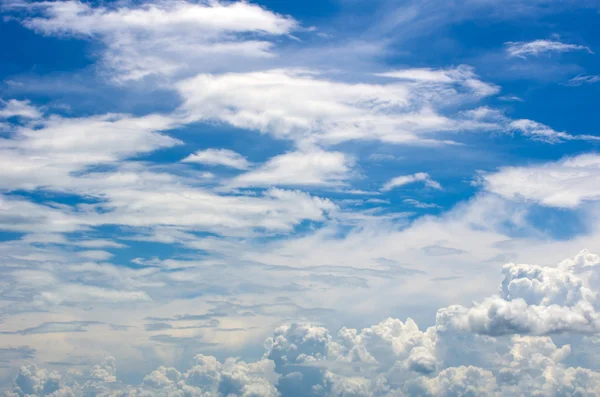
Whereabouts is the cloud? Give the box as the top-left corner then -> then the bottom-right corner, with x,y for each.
382,173 -> 442,191
438,250 -> 600,335
176,67 -> 499,146
0,107 -> 340,237
567,74 -> 600,86
463,107 -> 600,143
0,112 -> 181,192
0,100 -> 41,119
15,0 -> 297,81
77,250 -> 113,261
8,270 -> 600,397
403,199 -> 440,209
483,153 -> 600,207
509,119 -> 600,143
1,321 -> 104,335
5,354 -> 279,397
0,347 -> 36,363
182,149 -> 251,170
230,149 -> 353,188
505,39 -> 593,58
75,239 -> 127,249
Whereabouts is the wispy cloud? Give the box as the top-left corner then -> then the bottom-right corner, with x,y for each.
505,39 -> 593,58
382,172 -> 442,191
182,148 -> 251,170
567,74 -> 600,86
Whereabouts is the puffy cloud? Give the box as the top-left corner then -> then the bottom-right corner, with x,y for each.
16,0 -> 297,81
437,250 -> 600,335
182,149 -> 252,170
381,173 -> 442,192
482,153 -> 600,208
4,354 -> 279,397
505,39 -> 593,58
405,366 -> 498,397
7,303 -> 600,396
10,365 -> 61,397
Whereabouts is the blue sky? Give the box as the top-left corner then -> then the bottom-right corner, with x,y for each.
1,1 -> 600,396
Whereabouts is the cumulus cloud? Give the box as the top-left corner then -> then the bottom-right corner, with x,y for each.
505,39 -> 593,58
15,0 -> 297,81
7,259 -> 600,397
4,354 -> 278,397
182,148 -> 251,170
483,153 -> 600,208
382,173 -> 442,192
438,250 -> 600,335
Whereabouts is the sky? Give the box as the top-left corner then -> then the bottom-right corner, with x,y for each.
1,0 -> 600,396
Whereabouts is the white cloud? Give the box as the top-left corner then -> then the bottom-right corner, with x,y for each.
462,107 -> 600,143
5,354 -> 279,397
9,270 -> 600,397
0,99 -> 42,119
182,148 -> 251,170
77,250 -> 113,261
176,67 -> 499,146
382,173 -> 442,191
0,112 -> 181,192
17,0 -> 297,81
567,74 -> 600,86
509,119 -> 600,143
0,194 -> 90,233
75,239 -> 128,249
230,149 -> 353,188
403,199 -> 441,209
438,250 -> 600,335
483,153 -> 600,208
505,39 -> 593,58
376,67 -> 499,97
0,108 -> 343,238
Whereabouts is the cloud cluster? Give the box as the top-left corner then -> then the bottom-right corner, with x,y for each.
4,251 -> 600,396
438,250 -> 600,335
4,355 -> 278,397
